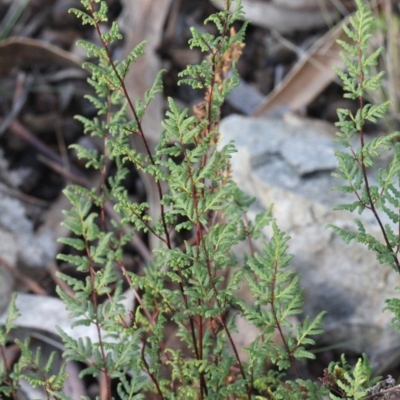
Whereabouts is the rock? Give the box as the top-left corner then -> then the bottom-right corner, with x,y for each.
213,0 -> 342,33
0,293 -> 99,342
0,185 -> 57,269
219,113 -> 400,367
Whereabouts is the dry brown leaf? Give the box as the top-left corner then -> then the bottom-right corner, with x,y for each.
0,36 -> 82,76
252,18 -> 349,117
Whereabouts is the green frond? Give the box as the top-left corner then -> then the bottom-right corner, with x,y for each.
4,293 -> 19,334
328,354 -> 372,400
92,1 -> 108,23
68,8 -> 95,26
2,0 -> 381,398
101,21 -> 122,44
144,69 -> 165,106
188,28 -> 215,52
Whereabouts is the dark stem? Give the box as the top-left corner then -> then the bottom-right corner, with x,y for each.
180,130 -> 251,398
88,0 -> 171,249
356,42 -> 400,274
0,345 -> 18,400
270,261 -> 302,379
85,239 -> 112,400
141,337 -> 165,400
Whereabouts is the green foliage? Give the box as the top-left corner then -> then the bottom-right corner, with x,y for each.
2,0 -> 400,399
322,354 -> 377,400
241,221 -> 325,375
328,0 -> 400,398
0,295 -> 68,399
329,0 -> 400,273
51,0 -> 327,398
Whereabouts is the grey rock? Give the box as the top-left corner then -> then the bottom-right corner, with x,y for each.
227,78 -> 264,115
219,113 -> 400,366
0,193 -> 32,234
213,0 -> 340,34
0,186 -> 56,269
280,133 -> 337,175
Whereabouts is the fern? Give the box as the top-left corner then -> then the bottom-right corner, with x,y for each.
0,294 -> 68,399
322,354 -> 376,400
329,0 -> 400,275
5,0 -> 398,399
326,0 -> 400,398
53,1 -> 328,398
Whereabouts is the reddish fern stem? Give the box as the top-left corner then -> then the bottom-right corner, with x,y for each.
356,38 -> 400,274
270,260 -> 301,379
88,0 -> 171,249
